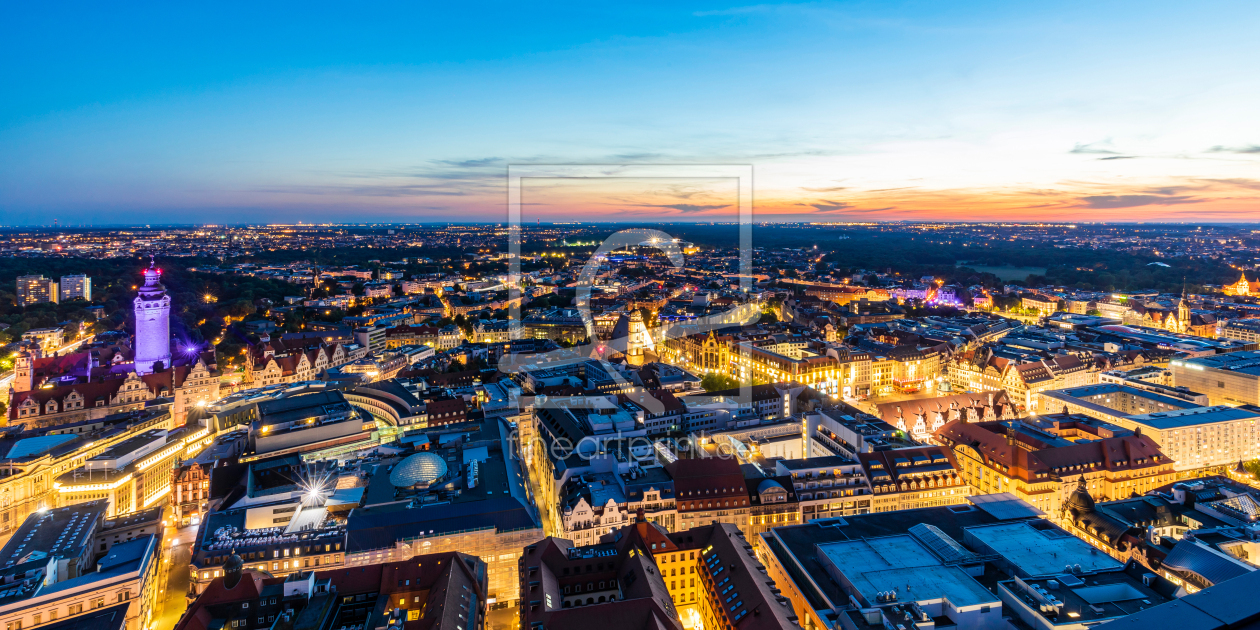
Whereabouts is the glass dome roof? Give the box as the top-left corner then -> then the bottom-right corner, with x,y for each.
390,452 -> 448,487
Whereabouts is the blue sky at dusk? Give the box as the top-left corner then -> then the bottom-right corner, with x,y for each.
3,1 -> 1259,224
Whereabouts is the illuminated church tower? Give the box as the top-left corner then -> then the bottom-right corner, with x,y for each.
133,257 -> 172,375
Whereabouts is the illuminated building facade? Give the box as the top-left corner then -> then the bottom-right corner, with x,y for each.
55,426 -> 210,516
132,261 -> 171,375
15,275 -> 58,306
0,407 -> 173,539
936,417 -> 1176,517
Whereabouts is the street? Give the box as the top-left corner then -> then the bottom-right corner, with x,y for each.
152,522 -> 198,630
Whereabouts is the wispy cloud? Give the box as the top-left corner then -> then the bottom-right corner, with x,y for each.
800,200 -> 853,212
435,157 -> 504,168
1197,178 -> 1260,191
801,186 -> 848,193
628,203 -> 731,214
1077,194 -> 1201,209
1070,140 -> 1120,155
254,184 -> 469,198
1207,145 -> 1260,154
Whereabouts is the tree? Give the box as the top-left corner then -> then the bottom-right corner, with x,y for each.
701,373 -> 740,392
452,313 -> 473,338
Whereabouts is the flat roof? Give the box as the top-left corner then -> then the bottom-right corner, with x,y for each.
1053,383 -> 1198,410
817,535 -> 996,607
1181,352 -> 1260,377
0,500 -> 107,568
965,521 -> 1122,577
1126,405 -> 1260,429
5,434 -> 78,459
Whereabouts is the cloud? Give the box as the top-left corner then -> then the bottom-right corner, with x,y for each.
1077,195 -> 1201,209
1070,141 -> 1119,155
435,157 -> 503,168
629,203 -> 731,214
1098,155 -> 1136,161
802,186 -> 848,193
844,206 -> 898,214
1207,145 -> 1260,154
254,184 -> 470,198
609,152 -> 668,161
800,200 -> 854,212
1197,178 -> 1260,191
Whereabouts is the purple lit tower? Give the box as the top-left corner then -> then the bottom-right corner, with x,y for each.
133,257 -> 172,374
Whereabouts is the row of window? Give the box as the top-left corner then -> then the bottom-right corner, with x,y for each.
4,595 -> 124,630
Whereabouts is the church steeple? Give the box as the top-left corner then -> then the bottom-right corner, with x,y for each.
1176,278 -> 1191,330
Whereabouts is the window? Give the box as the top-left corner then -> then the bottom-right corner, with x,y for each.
8,621 -> 22,630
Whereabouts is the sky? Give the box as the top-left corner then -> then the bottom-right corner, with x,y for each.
2,1 -> 1260,225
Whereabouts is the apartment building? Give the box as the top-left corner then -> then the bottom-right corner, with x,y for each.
59,274 -> 92,302
16,275 -> 58,305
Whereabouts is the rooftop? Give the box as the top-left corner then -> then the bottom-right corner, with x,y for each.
964,520 -> 1123,578
1126,405 -> 1260,429
0,500 -> 107,569
816,534 -> 996,608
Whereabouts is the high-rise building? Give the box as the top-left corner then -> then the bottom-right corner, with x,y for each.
15,275 -> 58,305
133,260 -> 172,375
59,274 -> 91,301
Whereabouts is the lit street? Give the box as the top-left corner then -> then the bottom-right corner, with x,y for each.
152,522 -> 197,630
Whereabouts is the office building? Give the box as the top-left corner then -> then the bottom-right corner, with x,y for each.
521,514 -> 800,630
1221,319 -> 1260,344
1122,406 -> 1260,472
936,417 -> 1175,516
243,390 -> 378,462
1094,567 -> 1260,629
189,457 -> 355,594
343,415 -> 543,604
0,407 -> 175,539
759,494 -> 1174,630
55,426 -> 208,516
0,502 -> 160,630
857,446 -> 972,513
179,552 -> 486,630
1172,352 -> 1260,406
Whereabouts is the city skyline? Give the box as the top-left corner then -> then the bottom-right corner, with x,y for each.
4,1 -> 1260,225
